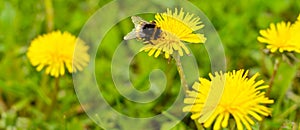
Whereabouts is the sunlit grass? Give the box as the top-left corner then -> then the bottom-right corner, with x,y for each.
0,0 -> 300,129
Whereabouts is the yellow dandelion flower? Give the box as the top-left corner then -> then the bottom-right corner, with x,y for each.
290,14 -> 300,49
257,22 -> 299,52
140,8 -> 206,59
292,14 -> 300,29
183,70 -> 274,130
258,14 -> 300,53
27,31 -> 90,77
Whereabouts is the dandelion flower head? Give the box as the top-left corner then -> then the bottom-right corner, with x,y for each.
258,14 -> 300,53
290,14 -> 300,48
140,8 -> 206,59
183,69 -> 274,130
27,31 -> 90,77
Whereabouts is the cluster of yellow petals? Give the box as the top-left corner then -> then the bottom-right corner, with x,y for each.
140,8 -> 206,59
258,14 -> 300,53
183,70 -> 273,130
27,31 -> 90,77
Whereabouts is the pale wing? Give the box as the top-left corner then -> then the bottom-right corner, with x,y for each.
124,16 -> 148,40
124,29 -> 137,40
131,16 -> 148,28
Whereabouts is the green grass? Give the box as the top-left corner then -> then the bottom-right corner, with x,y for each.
0,0 -> 300,129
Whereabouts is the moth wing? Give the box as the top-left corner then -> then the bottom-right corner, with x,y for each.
131,16 -> 148,28
124,16 -> 149,40
124,29 -> 137,40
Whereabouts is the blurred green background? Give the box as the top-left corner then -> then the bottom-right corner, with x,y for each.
0,0 -> 300,129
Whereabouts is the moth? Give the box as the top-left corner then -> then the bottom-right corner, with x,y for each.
124,16 -> 162,44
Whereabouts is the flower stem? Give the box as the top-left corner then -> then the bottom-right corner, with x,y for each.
194,120 -> 203,130
44,0 -> 54,32
173,53 -> 189,92
174,53 -> 202,129
46,77 -> 59,120
229,119 -> 235,130
260,57 -> 281,129
52,77 -> 59,108
266,58 -> 281,96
